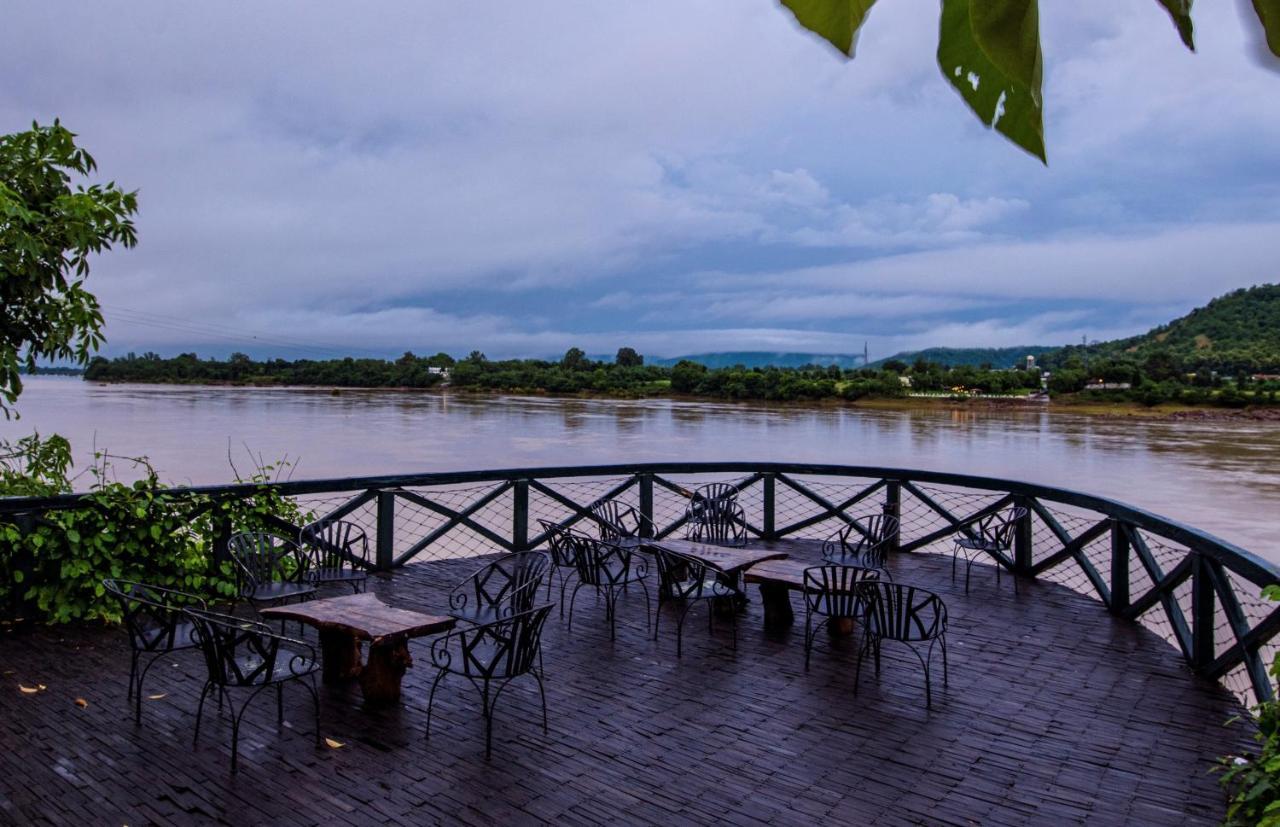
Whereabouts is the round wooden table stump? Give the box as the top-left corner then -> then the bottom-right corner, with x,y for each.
359,638 -> 413,705
318,629 -> 364,683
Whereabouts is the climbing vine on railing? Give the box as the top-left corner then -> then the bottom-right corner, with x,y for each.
0,434 -> 307,624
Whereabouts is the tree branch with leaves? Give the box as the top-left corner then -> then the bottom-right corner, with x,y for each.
779,0 -> 1280,163
0,121 -> 138,416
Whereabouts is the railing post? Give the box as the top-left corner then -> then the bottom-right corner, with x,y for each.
512,479 -> 529,551
1013,495 -> 1034,574
1109,520 -> 1130,615
884,480 -> 901,553
762,473 -> 776,540
1192,553 -> 1216,671
376,490 -> 396,571
638,473 -> 654,539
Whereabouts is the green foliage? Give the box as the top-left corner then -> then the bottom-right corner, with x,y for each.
0,121 -> 138,415
778,1 -> 1279,162
0,434 -> 306,624
1218,585 -> 1280,826
615,347 -> 643,368
938,0 -> 1045,162
85,350 -> 450,388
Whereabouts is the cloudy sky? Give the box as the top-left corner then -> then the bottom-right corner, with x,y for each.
4,1 -> 1279,362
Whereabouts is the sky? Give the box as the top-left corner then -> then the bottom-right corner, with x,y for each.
4,1 -> 1279,363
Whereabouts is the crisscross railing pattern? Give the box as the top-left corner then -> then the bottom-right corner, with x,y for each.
3,462 -> 1277,706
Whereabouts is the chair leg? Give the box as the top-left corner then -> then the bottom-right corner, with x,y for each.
531,669 -> 549,734
854,634 -> 866,696
803,612 -> 813,672
964,554 -> 974,595
425,670 -> 446,742
639,579 -> 652,632
127,650 -> 140,702
940,634 -> 949,686
951,545 -> 958,582
194,681 -> 213,744
306,675 -> 322,745
276,683 -> 284,725
567,582 -> 586,632
653,591 -> 663,641
481,682 -> 494,760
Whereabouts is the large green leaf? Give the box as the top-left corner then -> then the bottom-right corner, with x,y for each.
1155,0 -> 1195,51
937,0 -> 1046,163
780,0 -> 878,57
1255,0 -> 1280,58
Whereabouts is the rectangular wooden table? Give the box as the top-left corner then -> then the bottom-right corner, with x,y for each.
621,537 -> 788,575
262,593 -> 455,705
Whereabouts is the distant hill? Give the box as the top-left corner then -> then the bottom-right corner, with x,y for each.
867,346 -> 1055,370
649,352 -> 868,369
1045,284 -> 1280,373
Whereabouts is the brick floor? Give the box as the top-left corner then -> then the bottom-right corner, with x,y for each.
0,542 -> 1250,825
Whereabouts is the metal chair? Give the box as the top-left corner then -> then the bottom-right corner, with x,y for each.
566,536 -> 651,641
951,507 -> 1028,594
854,582 -> 948,709
426,604 -> 554,759
687,482 -> 739,520
801,565 -> 881,671
298,519 -> 371,593
102,579 -> 206,724
651,545 -> 739,657
538,520 -> 584,619
226,532 -> 317,613
185,608 -> 321,772
685,500 -> 749,547
590,500 -> 652,542
448,551 -> 551,626
822,514 -> 899,579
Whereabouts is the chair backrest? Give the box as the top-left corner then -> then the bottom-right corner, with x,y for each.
686,501 -> 748,547
434,604 -> 553,679
591,501 -> 644,541
299,519 -> 371,572
686,483 -> 739,525
650,546 -> 716,598
450,551 -> 551,618
973,507 -> 1028,551
102,579 -> 206,652
227,532 -> 304,592
802,565 -> 880,617
537,520 -> 581,567
857,582 -> 947,642
185,608 -> 286,687
823,513 -> 899,567
569,536 -> 644,587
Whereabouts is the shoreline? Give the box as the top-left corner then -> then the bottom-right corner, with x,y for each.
68,377 -> 1280,422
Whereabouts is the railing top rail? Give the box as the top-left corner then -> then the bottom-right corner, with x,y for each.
2,461 -> 1275,584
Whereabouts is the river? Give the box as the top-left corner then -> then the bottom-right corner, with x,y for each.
3,376 -> 1278,561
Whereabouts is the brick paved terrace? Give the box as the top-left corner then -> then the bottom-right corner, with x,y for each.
0,541 -> 1251,826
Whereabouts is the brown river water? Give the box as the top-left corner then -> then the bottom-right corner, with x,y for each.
4,376 -> 1279,563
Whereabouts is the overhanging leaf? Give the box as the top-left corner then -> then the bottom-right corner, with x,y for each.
1255,0 -> 1280,58
1155,0 -> 1195,51
937,0 -> 1046,163
780,0 -> 878,57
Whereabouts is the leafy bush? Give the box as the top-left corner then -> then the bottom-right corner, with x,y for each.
1219,585 -> 1280,826
0,434 -> 307,624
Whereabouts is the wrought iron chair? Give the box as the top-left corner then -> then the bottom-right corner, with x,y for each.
854,582 -> 948,709
185,608 -> 321,772
102,579 -> 206,724
687,482 -> 739,519
448,551 -> 551,626
651,545 -> 739,657
684,500 -> 749,547
801,565 -> 881,671
538,520 -> 585,619
226,532 -> 317,613
951,506 -> 1029,594
298,519 -> 371,593
590,500 -> 652,542
822,514 -> 899,580
426,604 -> 554,759
566,536 -> 651,641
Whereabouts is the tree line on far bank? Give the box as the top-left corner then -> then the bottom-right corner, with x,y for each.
81,345 -> 1280,408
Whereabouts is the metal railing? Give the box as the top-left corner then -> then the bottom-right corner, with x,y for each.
3,461 -> 1277,706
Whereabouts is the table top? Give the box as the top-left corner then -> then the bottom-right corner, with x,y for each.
625,537 -> 788,574
261,593 -> 455,644
742,557 -> 818,589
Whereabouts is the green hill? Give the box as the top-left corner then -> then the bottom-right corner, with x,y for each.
868,346 -> 1055,370
1046,284 -> 1280,374
649,352 -> 868,369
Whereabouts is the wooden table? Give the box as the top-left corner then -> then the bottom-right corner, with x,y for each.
626,537 -> 788,575
262,593 -> 455,705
